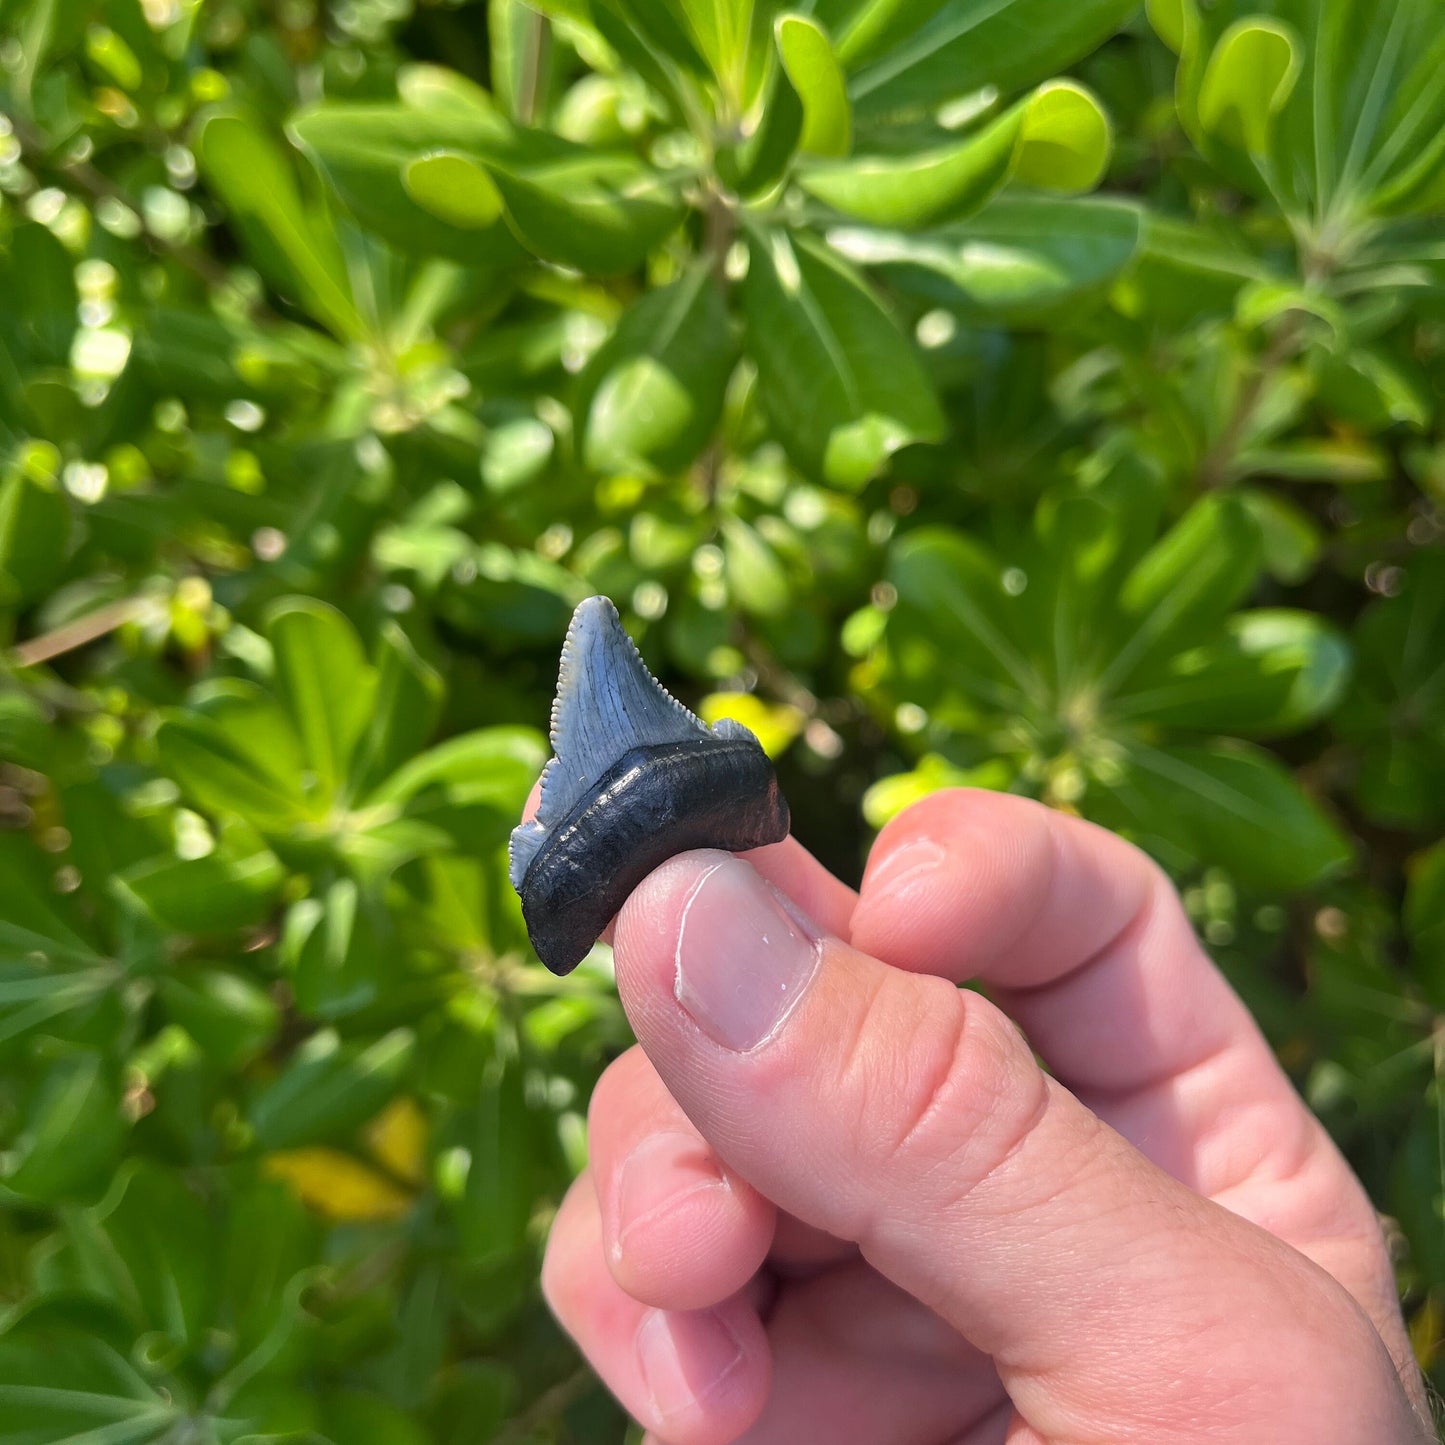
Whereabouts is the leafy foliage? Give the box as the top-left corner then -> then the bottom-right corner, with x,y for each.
1,0 -> 1443,1436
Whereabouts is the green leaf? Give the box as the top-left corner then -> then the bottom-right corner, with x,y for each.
478,414 -> 554,494
718,62 -> 804,194
396,854 -> 493,955
221,1177 -> 320,1353
589,0 -> 711,100
288,99 -> 525,265
669,0 -> 757,99
1111,609 -> 1352,737
830,194 -> 1141,316
4,1052 -> 126,1203
10,0 -> 92,100
369,727 -> 548,813
1238,488 -> 1322,585
322,1390 -> 435,1445
0,689 -> 50,770
418,1362 -> 517,1445
0,467 -> 70,608
1107,740 -> 1352,890
267,597 -> 377,807
491,0 -> 553,120
1012,80 -> 1112,192
249,1028 -> 415,1150
155,681 -> 310,831
1161,0 -> 1445,221
1234,439 -> 1389,485
398,63 -> 508,118
887,526 -> 1038,709
455,1055 -> 550,1262
1105,492 -> 1263,695
576,267 -> 736,474
799,99 -> 1022,227
3,222 -> 78,367
1404,840 -> 1445,1010
113,843 -> 284,936
0,961 -> 114,1056
402,151 -> 507,228
1338,551 -> 1445,830
158,968 -> 280,1070
437,545 -> 585,644
741,229 -> 943,488
351,623 -> 445,800
1145,0 -> 1198,56
776,15 -> 851,158
0,835 -> 101,966
0,1314 -> 175,1445
722,515 -> 790,617
194,108 -> 366,342
801,81 -> 1108,227
281,880 -> 393,1020
1130,210 -> 1274,326
484,149 -> 685,274
1315,345 -> 1430,432
94,1164 -> 216,1350
1389,1097 -> 1445,1289
1197,18 -> 1301,155
846,0 -> 1135,120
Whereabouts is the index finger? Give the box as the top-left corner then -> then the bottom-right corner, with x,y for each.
847,788 -> 1418,1400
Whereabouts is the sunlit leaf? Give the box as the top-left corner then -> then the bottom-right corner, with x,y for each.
776,14 -> 851,158
1197,19 -> 1301,155
1106,740 -> 1352,889
741,228 -> 943,487
194,109 -> 367,342
403,152 -> 507,228
576,267 -> 736,474
266,597 -> 377,807
830,194 -> 1141,315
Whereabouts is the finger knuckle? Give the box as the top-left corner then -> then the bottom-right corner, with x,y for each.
842,974 -> 1046,1207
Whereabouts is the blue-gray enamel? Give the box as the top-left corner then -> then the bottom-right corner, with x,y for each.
510,596 -> 790,975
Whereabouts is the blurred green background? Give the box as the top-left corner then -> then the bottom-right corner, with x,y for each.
1,0 -> 1444,1438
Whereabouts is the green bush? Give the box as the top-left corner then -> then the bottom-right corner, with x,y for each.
1,0 -> 1443,1437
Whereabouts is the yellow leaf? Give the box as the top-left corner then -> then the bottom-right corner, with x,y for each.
264,1147 -> 414,1222
363,1095 -> 428,1186
699,692 -> 805,758
862,755 -> 1013,829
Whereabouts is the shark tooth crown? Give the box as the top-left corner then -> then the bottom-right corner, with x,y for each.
509,596 -> 790,974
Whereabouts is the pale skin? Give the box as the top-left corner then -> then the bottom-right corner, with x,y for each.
537,788 -> 1436,1444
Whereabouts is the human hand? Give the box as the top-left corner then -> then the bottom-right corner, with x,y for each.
541,790 -> 1434,1444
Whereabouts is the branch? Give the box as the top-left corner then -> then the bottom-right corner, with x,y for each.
11,595 -> 153,668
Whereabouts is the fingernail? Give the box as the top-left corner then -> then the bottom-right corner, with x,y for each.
636,1308 -> 744,1420
613,1132 -> 729,1261
865,837 -> 946,900
674,856 -> 820,1052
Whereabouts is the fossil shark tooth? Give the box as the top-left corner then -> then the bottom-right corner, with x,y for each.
510,595 -> 791,975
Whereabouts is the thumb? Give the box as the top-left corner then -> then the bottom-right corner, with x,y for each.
612,851 -> 1416,1441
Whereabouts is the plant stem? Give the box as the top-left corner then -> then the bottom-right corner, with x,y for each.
516,8 -> 552,126
704,186 -> 737,281
492,1365 -> 596,1444
11,595 -> 154,667
1196,312 -> 1305,489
